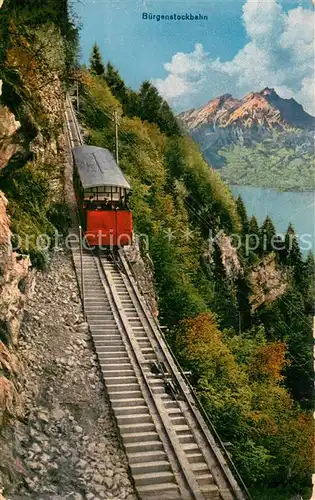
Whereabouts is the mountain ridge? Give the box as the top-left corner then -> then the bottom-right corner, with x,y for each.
177,88 -> 315,190
178,87 -> 315,131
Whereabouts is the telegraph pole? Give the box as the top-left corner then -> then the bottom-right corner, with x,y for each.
76,81 -> 79,112
114,110 -> 119,165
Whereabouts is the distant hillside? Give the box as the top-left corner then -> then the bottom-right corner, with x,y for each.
178,88 -> 315,191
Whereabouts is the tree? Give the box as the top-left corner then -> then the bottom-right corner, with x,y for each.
283,224 -> 305,288
249,342 -> 287,383
139,81 -> 163,122
158,99 -> 181,136
259,216 -> 276,254
249,216 -> 259,235
138,81 -> 181,136
236,195 -> 249,234
89,43 -> 105,76
105,62 -> 126,100
257,288 -> 313,408
304,251 -> 315,314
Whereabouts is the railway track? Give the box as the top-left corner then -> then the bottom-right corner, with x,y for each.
64,94 -> 251,500
65,94 -> 83,148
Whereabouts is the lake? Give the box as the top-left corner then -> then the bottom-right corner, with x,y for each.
230,186 -> 315,255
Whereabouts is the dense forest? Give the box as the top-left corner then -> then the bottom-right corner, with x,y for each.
0,2 -> 313,498
82,45 -> 313,499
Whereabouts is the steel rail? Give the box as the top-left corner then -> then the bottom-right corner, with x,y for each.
96,251 -> 203,499
119,250 -> 253,500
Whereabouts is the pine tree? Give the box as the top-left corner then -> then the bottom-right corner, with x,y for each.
139,81 -> 163,123
236,195 -> 249,234
159,100 -> 181,136
259,216 -> 276,254
138,81 -> 180,136
304,251 -> 315,313
249,216 -> 259,236
284,224 -> 305,287
89,43 -> 105,76
244,216 -> 260,260
105,62 -> 125,97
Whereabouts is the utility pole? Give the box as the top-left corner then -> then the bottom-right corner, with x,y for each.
114,110 -> 119,165
76,81 -> 79,112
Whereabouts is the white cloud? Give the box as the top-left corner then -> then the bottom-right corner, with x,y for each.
153,0 -> 315,115
152,43 -> 209,104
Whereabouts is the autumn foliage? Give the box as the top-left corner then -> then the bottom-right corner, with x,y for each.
249,342 -> 288,382
176,313 -> 313,491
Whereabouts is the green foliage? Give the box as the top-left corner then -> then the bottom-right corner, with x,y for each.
260,216 -> 276,254
94,55 -> 181,136
218,133 -> 315,191
0,162 -> 66,269
165,137 -> 241,235
236,195 -> 249,233
232,440 -> 273,485
138,81 -> 181,136
0,0 -> 78,271
150,232 -> 208,326
249,216 -> 259,235
282,223 -> 305,287
89,43 -> 105,76
304,251 -> 315,314
257,287 -> 313,408
78,72 -> 121,131
1,0 -> 79,76
79,71 -> 313,496
176,314 -> 313,491
47,203 -> 72,235
104,62 -> 130,107
0,162 -> 49,213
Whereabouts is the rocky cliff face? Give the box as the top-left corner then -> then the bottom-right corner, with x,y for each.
0,191 -> 34,440
0,192 -> 34,347
0,104 -> 21,169
249,253 -> 287,312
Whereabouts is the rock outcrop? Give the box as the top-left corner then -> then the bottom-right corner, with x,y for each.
0,192 -> 33,347
0,192 -> 34,432
218,232 -> 242,279
0,90 -> 21,170
249,253 -> 287,311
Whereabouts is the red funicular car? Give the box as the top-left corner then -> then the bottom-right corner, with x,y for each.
72,145 -> 133,246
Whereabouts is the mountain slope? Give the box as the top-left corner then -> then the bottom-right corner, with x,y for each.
179,87 -> 315,131
178,88 -> 315,190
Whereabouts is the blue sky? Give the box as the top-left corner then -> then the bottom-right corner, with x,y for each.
74,0 -> 314,114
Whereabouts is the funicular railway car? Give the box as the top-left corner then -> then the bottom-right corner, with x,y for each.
72,145 -> 133,246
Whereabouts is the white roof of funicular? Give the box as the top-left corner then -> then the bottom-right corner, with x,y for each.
72,145 -> 131,190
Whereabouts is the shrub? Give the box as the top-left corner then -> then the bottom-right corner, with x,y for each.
47,202 -> 72,235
